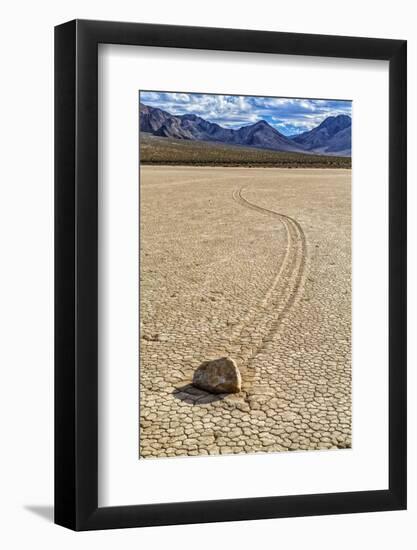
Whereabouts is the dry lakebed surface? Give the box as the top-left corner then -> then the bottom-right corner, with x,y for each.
140,166 -> 352,458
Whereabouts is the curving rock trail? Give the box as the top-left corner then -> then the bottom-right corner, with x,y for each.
228,187 -> 307,394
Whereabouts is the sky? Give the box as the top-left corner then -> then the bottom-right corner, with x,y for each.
140,91 -> 352,136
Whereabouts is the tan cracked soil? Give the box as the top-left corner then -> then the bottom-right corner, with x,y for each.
140,166 -> 351,458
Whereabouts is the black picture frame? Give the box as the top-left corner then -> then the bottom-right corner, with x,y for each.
55,19 -> 407,531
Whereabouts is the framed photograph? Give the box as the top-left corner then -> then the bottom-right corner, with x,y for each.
55,19 -> 406,530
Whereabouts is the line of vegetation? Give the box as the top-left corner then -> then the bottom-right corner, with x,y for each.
140,133 -> 351,169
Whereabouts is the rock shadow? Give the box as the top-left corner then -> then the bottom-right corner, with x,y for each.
172,384 -> 227,405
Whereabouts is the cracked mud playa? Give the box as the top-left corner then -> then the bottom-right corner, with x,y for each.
140,166 -> 351,458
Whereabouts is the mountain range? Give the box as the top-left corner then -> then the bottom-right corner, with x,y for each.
140,102 -> 351,156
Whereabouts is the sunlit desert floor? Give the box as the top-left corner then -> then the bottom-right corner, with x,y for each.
139,166 -> 351,458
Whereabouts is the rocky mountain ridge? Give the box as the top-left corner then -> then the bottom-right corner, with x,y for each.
140,102 -> 351,156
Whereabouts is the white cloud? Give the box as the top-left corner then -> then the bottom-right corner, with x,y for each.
139,91 -> 351,135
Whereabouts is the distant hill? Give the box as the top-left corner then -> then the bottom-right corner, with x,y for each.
291,114 -> 351,156
231,120 -> 304,152
140,103 -> 352,157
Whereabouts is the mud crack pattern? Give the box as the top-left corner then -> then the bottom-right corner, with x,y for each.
140,166 -> 351,458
